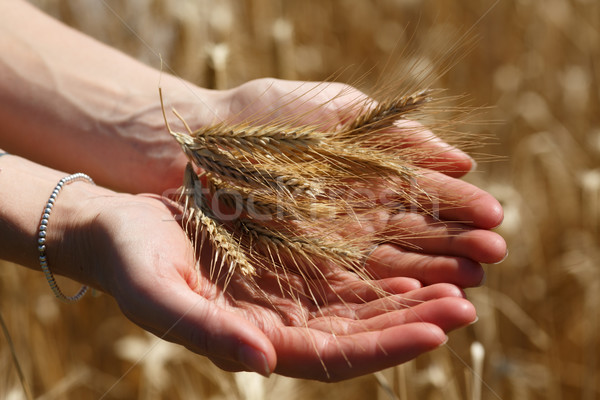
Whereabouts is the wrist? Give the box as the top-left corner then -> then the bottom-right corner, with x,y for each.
91,76 -> 227,194
43,177 -> 117,292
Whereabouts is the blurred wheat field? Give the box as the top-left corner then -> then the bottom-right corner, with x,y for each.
1,0 -> 599,399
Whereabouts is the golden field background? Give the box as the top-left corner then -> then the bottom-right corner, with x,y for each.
1,0 -> 599,399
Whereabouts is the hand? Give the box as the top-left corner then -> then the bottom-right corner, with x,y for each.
61,166 -> 504,382
220,78 -> 476,178
156,77 -> 476,194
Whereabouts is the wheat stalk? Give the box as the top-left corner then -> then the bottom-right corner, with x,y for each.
160,87 -> 437,303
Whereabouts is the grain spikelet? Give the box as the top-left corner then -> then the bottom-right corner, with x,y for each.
345,89 -> 434,135
178,163 -> 255,279
185,145 -> 321,197
207,174 -> 338,220
192,123 -> 325,157
235,219 -> 367,267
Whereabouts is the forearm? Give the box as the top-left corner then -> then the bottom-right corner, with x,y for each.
0,0 -> 220,193
0,151 -> 112,286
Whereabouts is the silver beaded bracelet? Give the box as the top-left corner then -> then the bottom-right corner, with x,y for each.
38,173 -> 95,302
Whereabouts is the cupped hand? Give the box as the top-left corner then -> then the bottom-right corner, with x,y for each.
221,78 -> 476,177
159,77 -> 476,194
71,167 -> 503,382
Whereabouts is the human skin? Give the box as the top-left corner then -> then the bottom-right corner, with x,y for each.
0,0 -> 506,381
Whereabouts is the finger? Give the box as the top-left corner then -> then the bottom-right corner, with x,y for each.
307,86 -> 475,177
392,120 -> 475,178
316,276 -> 422,305
272,322 -> 447,382
387,213 -> 507,264
318,282 -> 465,320
371,297 -> 476,332
118,276 -> 276,377
309,296 -> 476,334
393,169 -> 504,229
366,244 -> 485,287
353,283 -> 466,319
209,356 -> 247,373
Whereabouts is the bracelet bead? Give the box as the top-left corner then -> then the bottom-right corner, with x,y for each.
38,172 -> 95,302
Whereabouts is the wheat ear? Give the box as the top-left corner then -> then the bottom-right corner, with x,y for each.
160,86 -> 441,298
344,89 -> 434,136
179,163 -> 256,280
190,122 -> 326,157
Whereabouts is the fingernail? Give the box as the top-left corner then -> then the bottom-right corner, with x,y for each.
238,344 -> 271,378
469,157 -> 478,173
469,315 -> 479,326
478,271 -> 487,286
437,335 -> 449,348
492,249 -> 509,265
